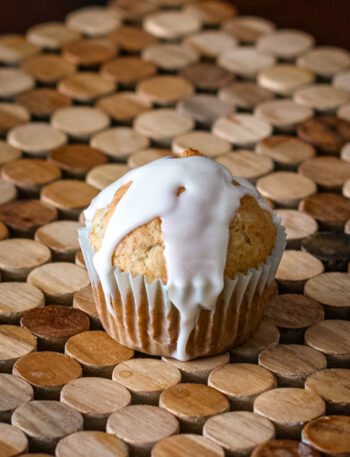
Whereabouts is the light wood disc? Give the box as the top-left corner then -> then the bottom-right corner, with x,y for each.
0,423 -> 28,457
0,373 -> 33,422
56,431 -> 128,457
0,282 -> 44,324
0,325 -> 37,373
65,7 -> 120,37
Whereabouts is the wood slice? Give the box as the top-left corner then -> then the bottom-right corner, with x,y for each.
222,16 -> 275,43
208,363 -> 276,410
65,330 -> 134,377
86,164 -> 129,190
257,29 -> 314,60
297,46 -> 350,78
203,411 -> 275,457
107,405 -> 179,456
20,305 -> 90,351
11,400 -> 83,453
56,431 -> 128,457
13,351 -> 82,399
0,422 -> 28,457
58,72 -> 115,103
143,11 -> 201,40
0,180 -> 17,205
112,358 -> 181,405
251,439 -> 321,457
218,47 -> 275,80
298,156 -> 350,191
26,22 -> 81,50
51,107 -> 109,140
8,122 -> 67,157
0,282 -> 44,324
152,434 -> 225,457
0,35 -> 39,64
302,416 -> 350,456
16,89 -> 72,119
218,82 -> 274,111
184,0 -> 236,25
253,387 -> 325,439
304,320 -> 350,367
62,38 -> 117,67
0,141 -> 21,167
0,238 -> 51,280
180,62 -> 233,91
73,286 -> 100,329
1,159 -> 61,195
0,68 -> 34,99
108,26 -> 158,53
101,57 -> 156,86
276,210 -> 318,249
35,220 -> 80,261
173,131 -> 231,158
162,353 -> 229,384
184,30 -> 236,58
65,7 -> 120,37
0,103 -> 30,134
128,148 -> 171,168
305,369 -> 350,415
216,151 -> 273,182
0,373 -> 33,422
159,383 -> 230,433
137,76 -> 194,106
143,43 -> 198,71
107,0 -> 156,23
0,325 -> 37,373
60,377 -> 131,430
22,55 -> 75,85
301,232 -> 350,271
27,262 -> 90,305
294,84 -> 350,112
254,100 -> 312,131
0,200 -> 57,236
258,65 -> 314,96
97,92 -> 151,124
176,94 -> 232,128
231,318 -> 280,363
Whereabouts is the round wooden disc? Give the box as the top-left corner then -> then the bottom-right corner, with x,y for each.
113,358 -> 181,404
143,11 -> 201,39
218,47 -> 275,79
213,114 -> 272,147
305,320 -> 350,367
0,179 -> 17,205
86,164 -> 129,190
60,377 -> 131,430
41,180 -> 98,216
0,325 -> 37,373
0,282 -> 44,324
0,34 -> 39,64
143,43 -> 198,71
90,127 -> 149,160
65,330 -> 134,377
8,122 -> 67,156
299,193 -> 350,231
1,159 -> 61,194
101,57 -> 156,86
256,136 -> 315,168
0,238 -> 51,281
35,220 -> 80,261
276,210 -> 318,247
162,353 -> 229,384
254,100 -> 312,130
159,383 -> 229,433
58,72 -> 115,103
299,156 -> 350,190
334,70 -> 350,92
49,145 -> 107,178
222,16 -> 275,43
218,82 -> 274,110
0,423 -> 28,457
203,411 -> 275,456
294,84 -> 350,112
108,0 -> 156,22
0,68 -> 34,98
251,439 -> 321,457
302,232 -> 350,271
21,305 -> 90,351
97,92 -> 151,124
137,76 -> 194,106
258,65 -> 314,95
0,103 -> 30,133
297,46 -> 350,78
305,369 -> 350,414
173,131 -> 231,157
184,0 -> 236,25
16,89 -> 71,119
72,286 -> 100,329
13,351 -> 82,399
257,172 -> 316,207
208,363 -> 276,410
21,55 -> 75,84
176,94 -> 232,127
216,151 -> 273,181
181,62 -> 234,91
134,109 -> 194,143
27,262 -> 90,305
11,400 -> 83,452
62,38 -> 116,67
65,7 -> 120,37
108,26 -> 158,53
0,141 -> 21,167
152,434 -> 225,457
231,318 -> 280,363
26,22 -> 81,49
305,272 -> 350,314
0,200 -> 57,236
51,107 -> 110,140
56,431 -> 128,457
257,29 -> 314,59
253,387 -> 325,439
0,373 -> 33,422
184,30 -> 236,58
128,148 -> 171,168
302,416 -> 350,456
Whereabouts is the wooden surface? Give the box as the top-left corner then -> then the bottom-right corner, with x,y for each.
0,1 -> 349,456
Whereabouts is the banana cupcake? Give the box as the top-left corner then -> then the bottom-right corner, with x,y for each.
79,150 -> 285,360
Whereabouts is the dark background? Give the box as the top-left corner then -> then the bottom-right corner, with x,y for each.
0,0 -> 349,49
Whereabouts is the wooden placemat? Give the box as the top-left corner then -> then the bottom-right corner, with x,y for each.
0,1 -> 349,456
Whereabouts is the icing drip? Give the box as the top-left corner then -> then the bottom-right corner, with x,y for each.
84,156 -> 270,360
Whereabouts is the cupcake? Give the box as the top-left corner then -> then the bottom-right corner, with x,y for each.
80,150 -> 285,361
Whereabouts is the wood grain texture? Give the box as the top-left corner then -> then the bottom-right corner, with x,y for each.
152,434 -> 225,457
56,431 -> 128,457
0,373 -> 33,422
0,325 -> 37,373
0,282 -> 44,325
72,285 -> 100,329
302,416 -> 350,456
0,422 -> 28,457
35,221 -> 80,261
251,439 -> 321,457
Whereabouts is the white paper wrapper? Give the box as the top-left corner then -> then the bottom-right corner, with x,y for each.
79,212 -> 286,360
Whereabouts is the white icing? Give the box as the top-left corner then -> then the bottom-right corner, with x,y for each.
84,155 -> 271,360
